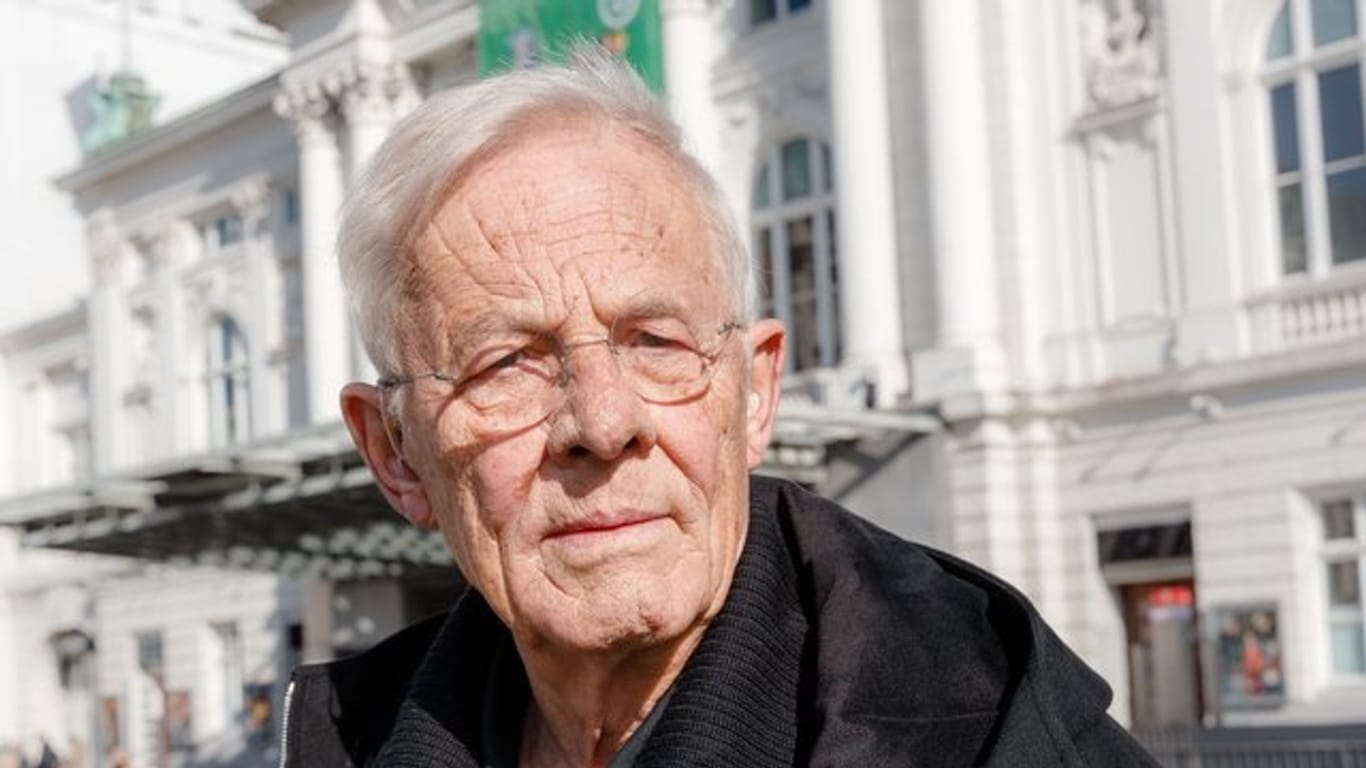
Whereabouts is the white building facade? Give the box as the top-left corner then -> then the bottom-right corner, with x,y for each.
3,0 -> 1366,762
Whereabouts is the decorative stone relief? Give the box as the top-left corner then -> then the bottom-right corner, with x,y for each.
1078,0 -> 1163,110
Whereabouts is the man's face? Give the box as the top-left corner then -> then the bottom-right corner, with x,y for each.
386,121 -> 778,654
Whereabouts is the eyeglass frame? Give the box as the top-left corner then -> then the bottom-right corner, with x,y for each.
375,318 -> 746,427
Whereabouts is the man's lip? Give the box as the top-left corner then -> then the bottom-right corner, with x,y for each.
547,511 -> 668,539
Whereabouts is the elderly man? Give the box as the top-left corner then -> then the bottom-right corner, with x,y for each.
283,52 -> 1158,766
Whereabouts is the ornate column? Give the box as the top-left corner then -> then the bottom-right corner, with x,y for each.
826,0 -> 907,406
232,175 -> 282,439
912,0 -> 1004,405
661,0 -> 719,172
274,83 -> 349,425
87,210 -> 128,475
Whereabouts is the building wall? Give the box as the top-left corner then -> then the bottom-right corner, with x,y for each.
2,0 -> 1365,748
94,568 -> 292,764
0,0 -> 286,332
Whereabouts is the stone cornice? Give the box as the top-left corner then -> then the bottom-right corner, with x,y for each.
0,306 -> 88,356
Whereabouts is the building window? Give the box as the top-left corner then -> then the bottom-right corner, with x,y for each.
1320,496 -> 1366,676
206,316 -> 250,447
136,630 -> 165,682
282,189 -> 299,227
202,213 -> 244,255
1265,0 -> 1366,276
753,137 -> 840,373
751,0 -> 810,26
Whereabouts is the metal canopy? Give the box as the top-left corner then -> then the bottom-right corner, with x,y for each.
1,424 -> 454,580
1,407 -> 940,577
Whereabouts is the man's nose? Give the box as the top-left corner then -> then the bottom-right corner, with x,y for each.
545,342 -> 657,463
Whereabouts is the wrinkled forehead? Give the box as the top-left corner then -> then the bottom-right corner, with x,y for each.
402,121 -> 728,330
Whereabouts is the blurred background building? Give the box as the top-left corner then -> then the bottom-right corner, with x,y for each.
2,0 -> 1365,764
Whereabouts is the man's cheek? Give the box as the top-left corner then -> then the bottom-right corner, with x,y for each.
469,452 -> 538,532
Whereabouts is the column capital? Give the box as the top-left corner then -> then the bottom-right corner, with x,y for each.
326,60 -> 390,123
273,80 -> 334,138
87,209 -> 126,286
324,60 -> 421,125
131,219 -> 185,272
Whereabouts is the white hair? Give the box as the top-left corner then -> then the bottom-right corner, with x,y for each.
338,47 -> 755,379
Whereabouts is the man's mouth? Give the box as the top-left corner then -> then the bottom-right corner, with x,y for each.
547,511 -> 669,539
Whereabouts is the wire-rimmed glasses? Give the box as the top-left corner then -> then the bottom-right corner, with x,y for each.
378,316 -> 743,435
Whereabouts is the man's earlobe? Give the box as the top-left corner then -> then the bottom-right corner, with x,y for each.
340,383 -> 438,530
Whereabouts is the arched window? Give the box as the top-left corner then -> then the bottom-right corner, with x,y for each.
752,137 -> 840,373
1265,0 -> 1366,276
206,316 -> 250,447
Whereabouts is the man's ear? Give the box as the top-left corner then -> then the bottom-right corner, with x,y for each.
340,383 -> 437,530
744,318 -> 786,468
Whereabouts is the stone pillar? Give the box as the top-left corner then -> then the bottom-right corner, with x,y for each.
145,222 -> 188,458
87,210 -> 128,475
912,0 -> 1004,406
662,0 -> 719,172
334,62 -> 404,384
232,175 -> 282,440
826,0 -> 907,407
274,83 -> 349,426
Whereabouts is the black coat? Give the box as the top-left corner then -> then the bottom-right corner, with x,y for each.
282,476 -> 1159,766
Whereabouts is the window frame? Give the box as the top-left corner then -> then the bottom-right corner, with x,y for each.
751,136 -> 840,374
205,315 -> 251,447
1263,0 -> 1366,278
1317,494 -> 1366,680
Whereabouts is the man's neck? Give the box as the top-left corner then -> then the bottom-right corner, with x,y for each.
513,628 -> 704,768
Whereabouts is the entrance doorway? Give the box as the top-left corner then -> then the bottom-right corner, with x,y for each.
1097,517 -> 1202,728
1122,580 -> 1203,727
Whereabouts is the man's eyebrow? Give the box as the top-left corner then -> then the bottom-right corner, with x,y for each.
617,294 -> 691,320
443,312 -> 535,352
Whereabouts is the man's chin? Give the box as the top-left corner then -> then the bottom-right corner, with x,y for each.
525,596 -> 704,658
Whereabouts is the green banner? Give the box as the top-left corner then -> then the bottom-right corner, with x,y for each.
477,0 -> 664,92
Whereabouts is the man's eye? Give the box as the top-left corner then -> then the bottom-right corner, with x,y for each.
635,331 -> 684,349
465,348 -> 541,383
489,350 -> 525,370
621,324 -> 695,353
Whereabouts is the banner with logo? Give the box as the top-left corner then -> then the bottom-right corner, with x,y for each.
477,0 -> 664,92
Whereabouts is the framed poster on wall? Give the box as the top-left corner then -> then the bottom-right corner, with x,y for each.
1213,603 -> 1285,710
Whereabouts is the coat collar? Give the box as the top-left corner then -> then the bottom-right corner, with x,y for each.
370,483 -> 808,767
